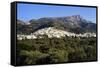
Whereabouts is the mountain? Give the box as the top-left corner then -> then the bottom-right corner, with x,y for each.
17,20 -> 26,25
17,15 -> 96,34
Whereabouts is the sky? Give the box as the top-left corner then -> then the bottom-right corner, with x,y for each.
17,3 -> 96,23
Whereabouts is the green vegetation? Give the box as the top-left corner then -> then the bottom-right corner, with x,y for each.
16,35 -> 97,65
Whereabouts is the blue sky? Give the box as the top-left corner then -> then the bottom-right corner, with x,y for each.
17,3 -> 96,23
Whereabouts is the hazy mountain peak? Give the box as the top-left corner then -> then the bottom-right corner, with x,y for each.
68,15 -> 81,21
17,19 -> 26,25
17,15 -> 96,34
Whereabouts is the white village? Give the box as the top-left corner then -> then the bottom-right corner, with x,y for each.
17,27 -> 96,40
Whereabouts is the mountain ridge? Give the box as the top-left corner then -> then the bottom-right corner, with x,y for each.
17,15 -> 96,34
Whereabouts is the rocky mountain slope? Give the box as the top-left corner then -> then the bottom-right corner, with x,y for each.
17,15 -> 96,35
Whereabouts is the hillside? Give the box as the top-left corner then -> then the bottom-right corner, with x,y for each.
17,27 -> 96,40
17,15 -> 96,34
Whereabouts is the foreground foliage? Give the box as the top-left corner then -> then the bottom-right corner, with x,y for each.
16,35 -> 97,65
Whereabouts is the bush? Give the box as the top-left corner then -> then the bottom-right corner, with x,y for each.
17,36 -> 97,65
19,50 -> 49,64
48,48 -> 69,63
